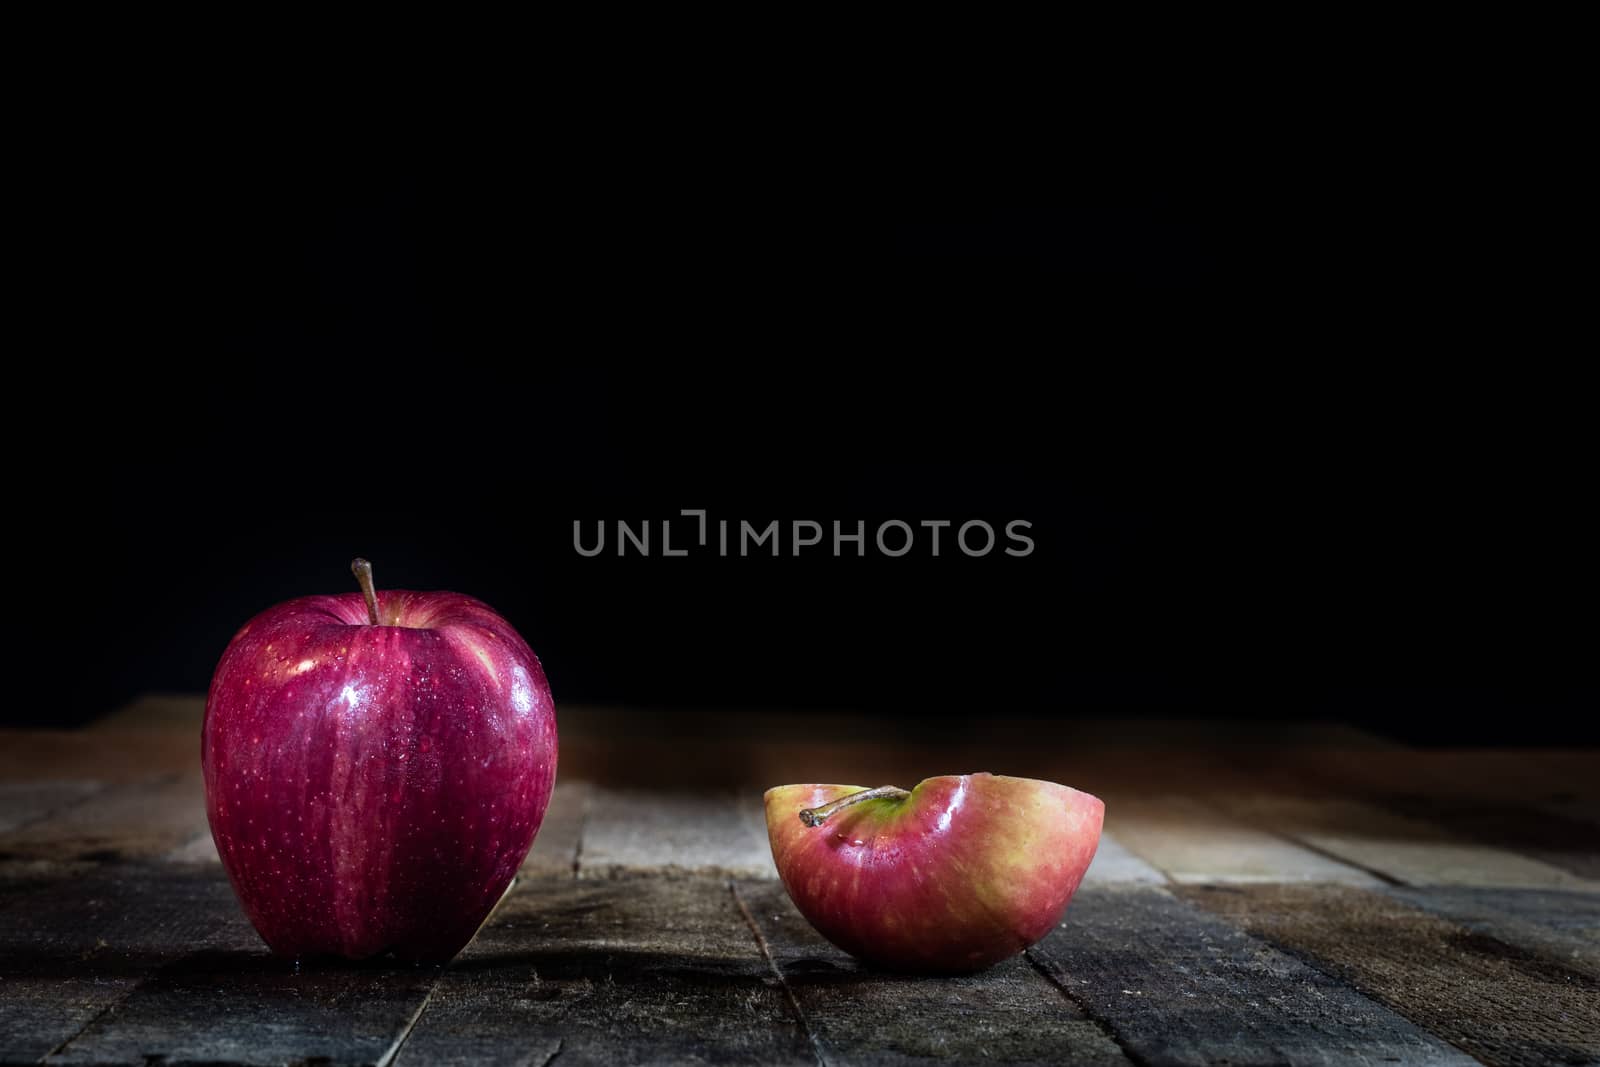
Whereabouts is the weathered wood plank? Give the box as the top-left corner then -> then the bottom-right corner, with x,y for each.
1383,886 -> 1600,977
392,877 -> 813,1066
1028,886 -> 1476,1067
0,772 -> 209,863
735,880 -> 1133,1066
51,951 -> 438,1066
1179,883 -> 1600,1067
0,729 -> 195,783
520,780 -> 589,879
31,866 -> 438,1067
0,864 -> 245,1063
1081,830 -> 1168,887
1105,796 -> 1382,886
577,788 -> 774,879
0,780 -> 101,834
1386,799 -> 1600,881
1217,795 -> 1600,889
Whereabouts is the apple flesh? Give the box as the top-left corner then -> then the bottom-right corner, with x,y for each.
202,562 -> 556,964
764,774 -> 1102,972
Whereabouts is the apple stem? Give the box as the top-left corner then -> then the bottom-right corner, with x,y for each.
798,785 -> 911,827
350,558 -> 381,625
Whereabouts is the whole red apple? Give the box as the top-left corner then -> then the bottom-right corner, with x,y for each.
764,774 -> 1102,972
202,560 -> 556,964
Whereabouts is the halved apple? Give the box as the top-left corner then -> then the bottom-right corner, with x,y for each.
764,774 -> 1103,972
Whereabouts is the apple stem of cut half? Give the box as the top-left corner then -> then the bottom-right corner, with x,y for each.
798,785 -> 912,827
350,557 -> 381,626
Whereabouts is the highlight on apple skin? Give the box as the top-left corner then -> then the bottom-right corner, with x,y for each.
764,774 -> 1103,973
202,560 -> 557,964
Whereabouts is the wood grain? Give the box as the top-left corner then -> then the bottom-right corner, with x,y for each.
576,787 -> 775,879
51,951 -> 438,1066
2,861 -> 444,1067
0,773 -> 210,863
3,698 -> 1598,1065
1180,883 -> 1600,1067
393,877 -> 813,1066
0,780 -> 100,834
735,879 -> 1133,1066
1386,798 -> 1600,880
1384,885 -> 1600,977
1217,795 -> 1600,889
1029,886 -> 1476,1067
0,864 -> 246,1063
1081,831 -> 1168,887
1105,795 -> 1382,886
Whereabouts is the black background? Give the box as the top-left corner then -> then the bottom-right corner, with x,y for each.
13,114 -> 1594,744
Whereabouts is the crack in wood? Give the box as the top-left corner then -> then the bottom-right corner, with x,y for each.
1257,825 -> 1408,886
376,985 -> 436,1067
729,881 -> 829,1067
379,872 -> 526,1066
1025,948 -> 1152,1067
36,982 -> 141,1063
0,780 -> 108,836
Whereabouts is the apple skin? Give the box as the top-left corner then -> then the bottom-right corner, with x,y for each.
764,774 -> 1102,973
202,588 -> 556,964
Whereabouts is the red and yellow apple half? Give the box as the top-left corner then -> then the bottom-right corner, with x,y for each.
764,774 -> 1103,972
202,560 -> 556,964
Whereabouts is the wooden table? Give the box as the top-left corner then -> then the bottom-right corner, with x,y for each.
2,697 -> 1597,1066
